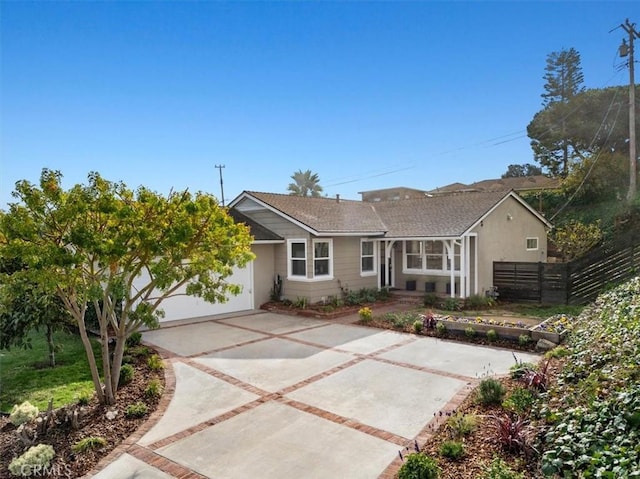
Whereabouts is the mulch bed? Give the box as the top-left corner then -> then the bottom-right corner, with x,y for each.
0,350 -> 165,479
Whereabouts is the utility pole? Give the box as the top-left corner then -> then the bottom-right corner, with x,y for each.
620,19 -> 639,201
215,164 -> 225,207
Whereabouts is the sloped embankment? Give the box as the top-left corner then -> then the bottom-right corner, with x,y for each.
539,277 -> 640,476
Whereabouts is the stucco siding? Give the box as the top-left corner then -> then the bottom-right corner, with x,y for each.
471,197 -> 548,295
251,243 -> 276,308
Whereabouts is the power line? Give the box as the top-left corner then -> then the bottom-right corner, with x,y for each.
550,88 -> 623,221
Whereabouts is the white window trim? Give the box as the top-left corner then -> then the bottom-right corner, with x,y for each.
402,240 -> 461,276
287,238 -> 334,281
360,239 -> 377,277
526,237 -> 539,251
312,238 -> 333,280
287,238 -> 307,279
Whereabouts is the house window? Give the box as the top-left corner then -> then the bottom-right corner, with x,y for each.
404,240 -> 461,274
425,241 -> 444,269
526,237 -> 539,251
406,241 -> 423,269
288,240 -> 306,277
361,240 -> 376,275
313,239 -> 332,277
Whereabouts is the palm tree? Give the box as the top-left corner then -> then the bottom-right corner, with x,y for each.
287,169 -> 323,197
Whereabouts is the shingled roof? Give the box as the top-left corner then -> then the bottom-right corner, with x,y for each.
373,190 -> 511,237
233,189 -> 549,239
245,192 -> 387,235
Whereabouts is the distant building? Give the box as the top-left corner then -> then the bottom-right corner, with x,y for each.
358,186 -> 428,202
427,175 -> 561,196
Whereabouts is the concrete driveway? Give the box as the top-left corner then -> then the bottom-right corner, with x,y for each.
89,312 -> 539,479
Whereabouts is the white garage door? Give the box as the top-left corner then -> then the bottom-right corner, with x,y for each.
133,263 -> 254,324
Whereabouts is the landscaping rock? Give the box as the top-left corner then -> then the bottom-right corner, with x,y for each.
535,338 -> 557,351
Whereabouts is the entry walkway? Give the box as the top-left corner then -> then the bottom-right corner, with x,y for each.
85,311 -> 539,479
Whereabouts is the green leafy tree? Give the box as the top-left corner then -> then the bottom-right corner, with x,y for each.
0,169 -> 254,405
529,86 -> 636,198
287,169 -> 323,197
0,259 -> 72,367
550,219 -> 603,261
529,48 -> 585,177
502,164 -> 543,178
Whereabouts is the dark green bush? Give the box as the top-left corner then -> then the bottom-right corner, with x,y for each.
398,453 -> 440,479
125,401 -> 148,418
478,378 -> 506,406
439,440 -> 465,460
502,387 -> 536,414
423,293 -> 439,307
126,331 -> 142,348
119,364 -> 135,385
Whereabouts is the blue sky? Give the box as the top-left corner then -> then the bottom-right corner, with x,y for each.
1,1 -> 638,207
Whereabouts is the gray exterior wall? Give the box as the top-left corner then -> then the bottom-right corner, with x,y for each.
275,236 -> 378,303
242,207 -> 377,303
470,196 -> 548,295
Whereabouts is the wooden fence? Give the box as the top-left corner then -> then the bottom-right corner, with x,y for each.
493,231 -> 639,305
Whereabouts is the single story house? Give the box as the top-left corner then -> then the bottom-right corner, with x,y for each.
153,189 -> 551,323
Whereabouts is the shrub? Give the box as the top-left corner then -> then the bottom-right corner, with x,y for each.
126,331 -> 142,348
125,401 -> 148,418
119,364 -> 135,385
464,294 -> 494,309
293,296 -> 308,309
464,326 -> 476,338
9,401 -> 39,426
518,334 -> 531,346
77,391 -> 93,406
147,354 -> 164,371
423,293 -> 439,307
397,453 -> 441,479
490,413 -> 534,456
145,378 -> 164,399
486,329 -> 498,342
443,297 -> 459,311
359,306 -> 373,322
545,345 -> 570,359
446,412 -> 477,439
509,361 -> 536,380
439,440 -> 465,460
435,321 -> 447,337
482,457 -> 524,479
413,320 -> 424,334
72,436 -> 107,453
502,387 -> 536,414
522,359 -> 550,391
478,378 -> 506,406
8,444 -> 55,477
128,345 -> 150,358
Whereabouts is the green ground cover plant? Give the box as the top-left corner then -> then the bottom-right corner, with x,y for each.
539,277 -> 640,477
0,330 -> 100,412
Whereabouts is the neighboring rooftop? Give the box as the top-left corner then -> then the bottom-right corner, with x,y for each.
358,176 -> 560,202
427,175 -> 561,196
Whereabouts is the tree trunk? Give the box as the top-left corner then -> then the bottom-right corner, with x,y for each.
100,319 -> 116,405
46,324 -> 56,367
110,334 -> 127,393
76,313 -> 106,404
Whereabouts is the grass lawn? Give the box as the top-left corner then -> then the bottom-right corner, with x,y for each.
0,330 -> 101,412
